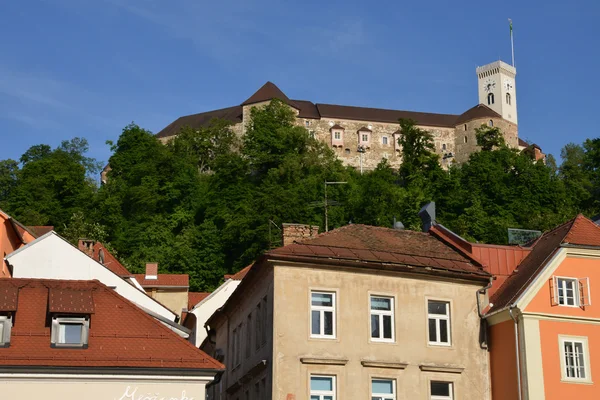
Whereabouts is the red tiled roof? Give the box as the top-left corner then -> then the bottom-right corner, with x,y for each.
89,242 -> 132,277
224,264 -> 252,281
133,274 -> 189,288
268,224 -> 489,279
188,292 -> 210,310
0,286 -> 18,311
26,226 -> 54,236
49,288 -> 95,314
490,215 -> 600,311
0,279 -> 223,370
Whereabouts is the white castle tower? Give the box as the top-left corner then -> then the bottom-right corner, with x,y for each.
476,60 -> 517,125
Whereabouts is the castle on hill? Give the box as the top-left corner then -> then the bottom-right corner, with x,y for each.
155,60 -> 542,171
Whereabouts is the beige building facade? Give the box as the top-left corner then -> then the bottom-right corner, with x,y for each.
204,224 -> 492,399
157,60 -> 526,170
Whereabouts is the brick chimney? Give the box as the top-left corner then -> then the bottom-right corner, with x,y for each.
282,223 -> 319,247
78,239 -> 95,257
145,263 -> 158,280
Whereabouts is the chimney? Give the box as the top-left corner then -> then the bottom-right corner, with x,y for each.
282,223 -> 319,247
418,202 -> 436,232
78,239 -> 95,257
145,263 -> 158,280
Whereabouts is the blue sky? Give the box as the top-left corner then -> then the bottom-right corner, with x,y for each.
1,0 -> 598,166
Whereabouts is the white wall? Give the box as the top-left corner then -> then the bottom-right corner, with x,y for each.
191,279 -> 241,346
6,233 -> 176,321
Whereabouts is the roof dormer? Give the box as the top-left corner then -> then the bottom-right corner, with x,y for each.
330,124 -> 345,147
358,127 -> 372,148
49,288 -> 94,349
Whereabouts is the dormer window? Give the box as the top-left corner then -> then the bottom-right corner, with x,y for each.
51,316 -> 89,348
358,127 -> 371,147
330,125 -> 344,147
0,315 -> 12,347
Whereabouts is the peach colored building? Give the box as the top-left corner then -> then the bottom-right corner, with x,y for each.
485,215 -> 600,399
0,209 -> 47,278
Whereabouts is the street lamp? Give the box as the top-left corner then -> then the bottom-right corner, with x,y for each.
357,145 -> 366,175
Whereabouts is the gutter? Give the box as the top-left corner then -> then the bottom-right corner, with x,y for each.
476,278 -> 493,349
509,306 -> 522,400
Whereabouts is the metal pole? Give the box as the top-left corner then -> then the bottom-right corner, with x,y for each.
509,19 -> 515,67
325,182 -> 328,232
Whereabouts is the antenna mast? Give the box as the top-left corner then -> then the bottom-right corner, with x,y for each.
509,18 -> 515,67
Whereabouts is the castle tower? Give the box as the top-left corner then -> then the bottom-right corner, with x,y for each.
476,61 -> 517,125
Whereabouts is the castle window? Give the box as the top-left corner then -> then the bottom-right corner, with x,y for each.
442,143 -> 446,151
334,132 -> 341,140
382,136 -> 388,145
487,93 -> 495,105
464,124 -> 467,131
305,120 -> 310,128
464,136 -> 468,144
506,93 -> 512,105
488,120 -> 494,127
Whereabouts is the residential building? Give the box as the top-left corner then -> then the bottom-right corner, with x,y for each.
203,223 -> 493,399
133,262 -> 190,319
185,265 -> 250,347
156,60 -> 524,170
485,215 -> 600,399
0,209 -> 51,278
0,278 -> 223,399
4,232 -> 179,326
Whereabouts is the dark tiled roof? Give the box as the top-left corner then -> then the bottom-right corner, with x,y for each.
26,226 -> 54,236
242,81 -> 298,109
0,279 -> 223,370
133,274 -> 189,288
455,104 -> 502,125
490,215 -> 600,311
518,137 -> 529,147
155,106 -> 243,139
188,292 -> 210,310
330,124 -> 344,130
358,126 -> 372,132
268,224 -> 489,279
294,100 -> 320,119
316,103 -> 459,127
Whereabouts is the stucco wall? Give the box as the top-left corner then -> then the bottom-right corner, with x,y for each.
0,375 -> 210,400
488,318 -> 519,400
272,263 -> 490,400
149,289 -> 188,319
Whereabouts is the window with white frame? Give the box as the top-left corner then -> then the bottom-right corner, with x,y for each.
0,315 -> 12,347
382,136 -> 388,145
552,276 -> 591,308
561,337 -> 590,382
430,381 -> 453,400
51,316 -> 89,348
362,134 -> 369,142
310,375 -> 335,400
372,379 -> 395,400
334,132 -> 341,140
370,296 -> 394,341
428,300 -> 450,346
311,291 -> 335,338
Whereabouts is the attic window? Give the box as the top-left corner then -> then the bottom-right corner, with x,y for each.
51,316 -> 89,348
0,315 -> 12,347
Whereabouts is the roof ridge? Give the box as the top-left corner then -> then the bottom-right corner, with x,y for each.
316,103 -> 459,118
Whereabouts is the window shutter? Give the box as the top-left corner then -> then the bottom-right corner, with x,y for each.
550,276 -> 558,306
579,278 -> 591,307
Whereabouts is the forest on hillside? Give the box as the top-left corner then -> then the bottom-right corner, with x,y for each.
1,100 -> 599,291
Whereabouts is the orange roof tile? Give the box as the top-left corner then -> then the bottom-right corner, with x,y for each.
133,274 -> 189,288
188,292 -> 210,310
224,264 -> 252,281
0,279 -> 223,371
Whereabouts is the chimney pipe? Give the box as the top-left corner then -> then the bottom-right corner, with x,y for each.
78,239 -> 95,257
418,202 -> 436,232
145,263 -> 158,280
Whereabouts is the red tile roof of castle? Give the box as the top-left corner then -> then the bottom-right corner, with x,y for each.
267,224 -> 489,280
133,274 -> 189,288
0,278 -> 223,370
490,215 -> 600,311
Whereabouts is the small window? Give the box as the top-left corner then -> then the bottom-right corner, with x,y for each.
305,120 -> 310,128
558,278 -> 578,306
382,136 -> 388,145
51,317 -> 89,348
430,381 -> 453,400
311,291 -> 335,338
0,315 -> 12,347
261,296 -> 267,345
255,382 -> 260,399
246,313 -> 252,358
370,296 -> 394,342
442,143 -> 446,151
372,379 -> 395,400
334,132 -> 341,140
506,92 -> 511,105
464,124 -> 467,131
487,93 -> 494,105
310,375 -> 335,400
428,300 -> 450,346
560,337 -> 590,382
255,302 -> 262,350
488,120 -> 494,127
344,148 -> 350,155
463,136 -> 468,144
362,134 -> 369,142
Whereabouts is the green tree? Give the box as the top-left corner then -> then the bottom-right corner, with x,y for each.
475,124 -> 506,151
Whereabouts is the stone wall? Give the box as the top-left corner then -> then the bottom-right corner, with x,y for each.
453,117 -> 518,164
282,223 -> 319,247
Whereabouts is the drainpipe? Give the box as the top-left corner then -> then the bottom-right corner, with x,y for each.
509,305 -> 522,400
476,278 -> 493,349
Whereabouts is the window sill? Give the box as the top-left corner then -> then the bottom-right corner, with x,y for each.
560,378 -> 593,385
310,335 -> 336,340
370,338 -> 395,344
427,342 -> 452,348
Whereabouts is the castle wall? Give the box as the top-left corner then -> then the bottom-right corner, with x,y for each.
453,118 -> 518,164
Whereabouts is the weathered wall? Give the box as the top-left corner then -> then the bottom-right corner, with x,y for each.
273,263 -> 490,400
453,118 -> 518,164
149,288 -> 189,319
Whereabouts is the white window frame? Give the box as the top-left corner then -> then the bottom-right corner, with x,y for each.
0,315 -> 12,347
430,381 -> 453,400
362,133 -> 369,142
427,300 -> 451,346
310,291 -> 336,339
559,336 -> 592,383
552,276 -> 591,308
370,295 -> 395,342
310,375 -> 336,400
334,131 -> 341,140
371,378 -> 396,400
51,316 -> 89,348
382,136 -> 388,145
